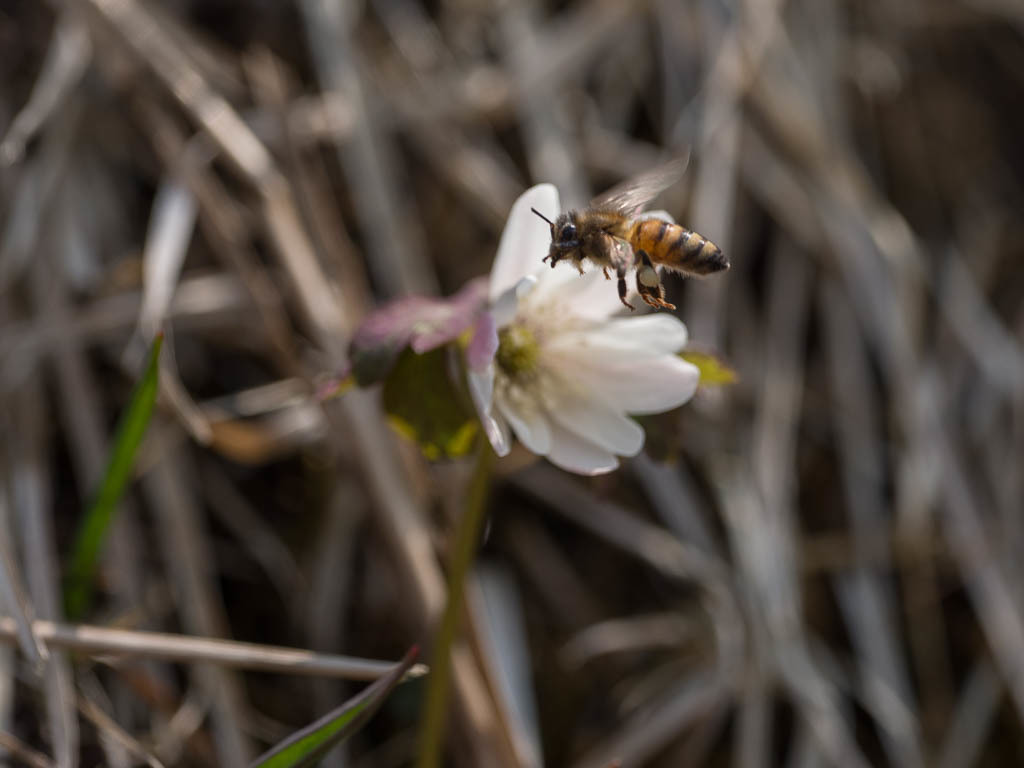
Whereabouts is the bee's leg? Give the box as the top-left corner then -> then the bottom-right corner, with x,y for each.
616,263 -> 635,311
576,261 -> 586,276
636,250 -> 676,310
603,267 -> 611,280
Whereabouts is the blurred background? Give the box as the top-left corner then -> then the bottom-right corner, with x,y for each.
3,0 -> 1024,766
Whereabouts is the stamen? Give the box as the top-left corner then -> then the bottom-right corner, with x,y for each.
496,324 -> 539,379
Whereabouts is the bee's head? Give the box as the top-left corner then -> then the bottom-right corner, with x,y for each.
531,208 -> 580,267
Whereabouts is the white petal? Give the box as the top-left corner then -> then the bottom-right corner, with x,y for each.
496,397 -> 552,455
468,363 -> 512,456
528,260 -> 589,302
545,422 -> 619,475
468,363 -> 495,414
548,392 -> 644,456
528,253 -> 648,320
527,263 -> 625,320
484,410 -> 512,457
546,314 -> 689,358
492,274 -> 538,328
555,354 -> 700,415
491,184 -> 560,302
559,269 -> 629,320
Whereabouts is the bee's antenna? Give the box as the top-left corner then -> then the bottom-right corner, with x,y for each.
530,207 -> 554,226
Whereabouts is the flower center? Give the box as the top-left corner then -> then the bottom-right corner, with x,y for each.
496,324 -> 539,379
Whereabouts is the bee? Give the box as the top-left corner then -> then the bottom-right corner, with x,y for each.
531,159 -> 728,311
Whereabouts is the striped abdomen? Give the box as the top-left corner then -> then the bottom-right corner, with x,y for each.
628,218 -> 729,276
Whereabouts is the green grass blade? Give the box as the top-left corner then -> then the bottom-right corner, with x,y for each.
250,647 -> 420,768
65,334 -> 163,618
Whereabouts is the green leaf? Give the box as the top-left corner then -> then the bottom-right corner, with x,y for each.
381,346 -> 478,460
65,334 -> 163,618
680,349 -> 738,388
250,648 -> 420,768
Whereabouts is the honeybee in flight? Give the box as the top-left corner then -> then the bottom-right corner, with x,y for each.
531,159 -> 728,311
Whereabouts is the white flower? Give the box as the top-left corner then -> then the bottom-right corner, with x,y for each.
467,184 -> 700,475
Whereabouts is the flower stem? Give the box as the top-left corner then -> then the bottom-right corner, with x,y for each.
416,440 -> 495,768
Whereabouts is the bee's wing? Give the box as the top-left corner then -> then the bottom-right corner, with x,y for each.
589,155 -> 690,217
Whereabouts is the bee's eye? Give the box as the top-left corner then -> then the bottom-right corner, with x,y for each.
560,224 -> 577,242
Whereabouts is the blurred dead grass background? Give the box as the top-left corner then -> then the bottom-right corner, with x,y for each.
3,0 -> 1024,766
